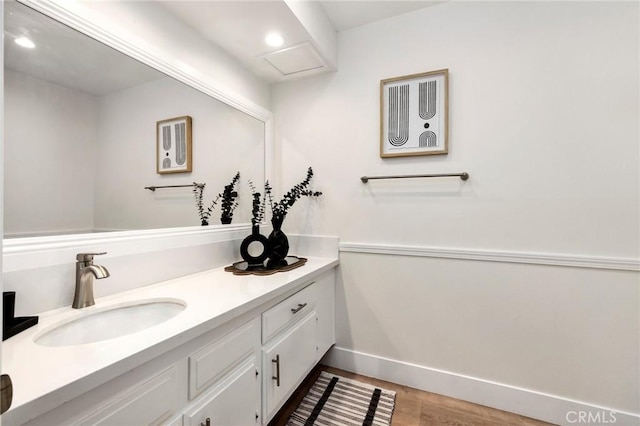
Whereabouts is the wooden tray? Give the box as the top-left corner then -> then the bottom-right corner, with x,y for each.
224,256 -> 307,276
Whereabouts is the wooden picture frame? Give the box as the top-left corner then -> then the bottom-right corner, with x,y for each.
156,116 -> 192,174
380,69 -> 448,158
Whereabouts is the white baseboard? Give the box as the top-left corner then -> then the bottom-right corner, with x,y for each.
322,346 -> 639,426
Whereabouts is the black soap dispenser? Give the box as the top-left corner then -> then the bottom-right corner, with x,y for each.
3,292 -> 38,341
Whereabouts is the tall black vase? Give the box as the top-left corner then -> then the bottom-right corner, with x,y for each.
240,225 -> 270,267
267,217 -> 289,263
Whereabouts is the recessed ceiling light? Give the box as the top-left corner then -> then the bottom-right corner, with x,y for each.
265,33 -> 284,47
15,37 -> 35,49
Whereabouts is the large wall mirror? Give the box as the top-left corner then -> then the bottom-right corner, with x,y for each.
3,0 -> 268,240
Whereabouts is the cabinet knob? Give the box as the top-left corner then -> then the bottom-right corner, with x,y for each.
200,418 -> 211,426
291,303 -> 307,314
272,354 -> 281,387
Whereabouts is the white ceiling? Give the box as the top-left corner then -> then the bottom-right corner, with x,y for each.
320,1 -> 442,31
159,1 -> 442,82
4,0 -> 442,93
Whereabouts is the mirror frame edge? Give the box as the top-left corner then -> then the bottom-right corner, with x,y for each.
3,0 -> 274,269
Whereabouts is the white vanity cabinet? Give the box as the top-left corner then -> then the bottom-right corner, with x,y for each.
183,357 -> 260,426
261,270 -> 335,423
7,266 -> 336,426
22,359 -> 188,426
183,269 -> 335,425
263,312 -> 318,420
183,318 -> 261,426
74,365 -> 183,426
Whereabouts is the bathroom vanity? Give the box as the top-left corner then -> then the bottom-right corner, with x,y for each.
2,257 -> 338,425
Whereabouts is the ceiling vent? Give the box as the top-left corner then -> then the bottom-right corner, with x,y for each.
263,42 -> 327,77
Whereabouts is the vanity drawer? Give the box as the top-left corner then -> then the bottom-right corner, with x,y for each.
188,317 -> 260,400
262,282 -> 318,343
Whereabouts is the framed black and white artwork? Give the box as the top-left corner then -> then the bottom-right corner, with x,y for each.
380,69 -> 448,158
156,115 -> 192,174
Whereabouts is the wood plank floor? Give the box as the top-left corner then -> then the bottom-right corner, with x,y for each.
269,365 -> 556,426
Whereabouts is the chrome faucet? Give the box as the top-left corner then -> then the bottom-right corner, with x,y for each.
72,252 -> 110,309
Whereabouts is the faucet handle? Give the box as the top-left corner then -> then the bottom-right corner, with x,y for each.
76,252 -> 107,262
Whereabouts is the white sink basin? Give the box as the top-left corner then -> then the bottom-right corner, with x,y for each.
34,298 -> 186,347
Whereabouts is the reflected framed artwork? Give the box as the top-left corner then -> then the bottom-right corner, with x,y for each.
156,115 -> 192,174
380,69 -> 448,158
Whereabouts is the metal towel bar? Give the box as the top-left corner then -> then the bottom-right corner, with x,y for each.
144,182 -> 204,192
360,173 -> 469,183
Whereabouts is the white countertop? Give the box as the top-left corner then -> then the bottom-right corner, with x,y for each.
2,256 -> 339,424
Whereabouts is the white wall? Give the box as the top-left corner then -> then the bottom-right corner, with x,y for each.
276,1 -> 639,257
4,70 -> 98,237
273,1 -> 639,421
94,77 -> 264,231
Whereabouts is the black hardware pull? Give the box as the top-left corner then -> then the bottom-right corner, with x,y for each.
272,354 -> 281,387
291,303 -> 307,314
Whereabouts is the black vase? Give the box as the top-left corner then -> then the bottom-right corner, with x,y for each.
268,217 -> 289,262
220,215 -> 232,225
240,225 -> 270,266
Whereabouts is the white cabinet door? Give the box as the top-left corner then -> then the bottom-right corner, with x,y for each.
183,357 -> 260,426
262,311 -> 318,421
188,318 -> 260,400
73,365 -> 182,426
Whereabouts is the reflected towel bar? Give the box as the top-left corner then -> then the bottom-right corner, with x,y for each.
145,183 -> 204,192
360,173 -> 469,183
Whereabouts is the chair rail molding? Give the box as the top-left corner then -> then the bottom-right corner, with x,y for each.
339,242 -> 640,272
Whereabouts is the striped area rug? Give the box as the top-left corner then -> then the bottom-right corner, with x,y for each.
287,371 -> 396,426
